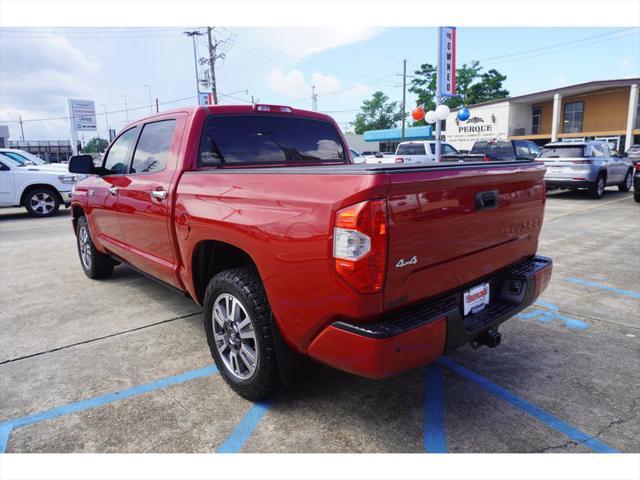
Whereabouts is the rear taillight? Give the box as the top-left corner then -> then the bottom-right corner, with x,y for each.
634,163 -> 640,171
333,199 -> 388,293
395,157 -> 404,163
483,155 -> 491,162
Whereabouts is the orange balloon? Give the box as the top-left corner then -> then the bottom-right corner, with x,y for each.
412,107 -> 425,121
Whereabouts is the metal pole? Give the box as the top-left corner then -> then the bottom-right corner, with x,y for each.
435,28 -> 442,162
156,98 -> 159,113
401,59 -> 406,142
207,27 -> 218,105
143,85 -> 152,114
184,31 -> 203,104
18,115 -> 25,141
101,104 -> 109,139
311,85 -> 318,111
120,95 -> 129,122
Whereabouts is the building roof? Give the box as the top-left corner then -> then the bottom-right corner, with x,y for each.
363,125 -> 433,142
451,78 -> 640,111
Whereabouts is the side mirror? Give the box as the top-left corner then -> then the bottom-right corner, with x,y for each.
68,155 -> 96,174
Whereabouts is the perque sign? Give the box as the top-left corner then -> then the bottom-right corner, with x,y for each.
439,27 -> 456,97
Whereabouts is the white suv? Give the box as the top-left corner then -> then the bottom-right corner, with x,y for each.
0,152 -> 82,217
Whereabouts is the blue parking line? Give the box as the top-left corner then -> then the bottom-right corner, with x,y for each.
217,401 -> 271,453
424,364 -> 448,453
0,364 -> 218,453
438,358 -> 619,453
517,299 -> 589,330
564,278 -> 640,300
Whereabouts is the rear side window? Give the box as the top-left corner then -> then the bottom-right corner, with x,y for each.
131,120 -> 177,174
198,115 -> 346,167
104,128 -> 137,174
539,146 -> 585,158
396,143 -> 426,155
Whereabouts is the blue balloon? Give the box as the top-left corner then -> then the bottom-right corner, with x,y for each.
457,107 -> 470,121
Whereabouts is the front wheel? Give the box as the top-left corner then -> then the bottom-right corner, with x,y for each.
618,169 -> 633,192
25,187 -> 60,217
76,216 -> 114,279
634,191 -> 640,203
204,267 -> 280,401
589,174 -> 606,199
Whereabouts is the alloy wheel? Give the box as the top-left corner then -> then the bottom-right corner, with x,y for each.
212,293 -> 258,380
78,225 -> 93,270
30,192 -> 55,215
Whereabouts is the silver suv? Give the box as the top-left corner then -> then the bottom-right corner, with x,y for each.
539,141 -> 634,199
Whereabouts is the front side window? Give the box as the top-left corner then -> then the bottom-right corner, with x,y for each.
104,128 -> 138,175
563,101 -> 584,133
131,120 -> 177,174
199,115 -> 345,167
591,144 -> 605,158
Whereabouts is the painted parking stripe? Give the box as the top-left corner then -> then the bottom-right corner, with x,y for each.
424,364 -> 448,453
0,364 -> 218,453
564,278 -> 640,300
217,402 -> 271,453
438,358 -> 619,453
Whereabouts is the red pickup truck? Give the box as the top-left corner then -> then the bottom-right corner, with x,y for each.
69,105 -> 552,400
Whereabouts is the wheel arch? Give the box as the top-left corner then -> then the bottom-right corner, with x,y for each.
19,183 -> 63,206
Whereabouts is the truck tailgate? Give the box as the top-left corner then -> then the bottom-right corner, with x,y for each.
383,162 -> 546,310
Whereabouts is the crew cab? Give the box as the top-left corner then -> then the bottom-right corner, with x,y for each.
68,105 -> 552,400
0,152 -> 81,217
443,139 -> 541,163
538,141 -> 633,199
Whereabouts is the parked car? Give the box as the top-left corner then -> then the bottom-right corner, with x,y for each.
392,141 -> 459,163
442,139 -> 541,162
625,144 -> 640,165
349,148 -> 365,164
362,151 -> 398,164
634,162 -> 640,203
0,148 -> 69,170
0,152 -> 80,217
538,141 -> 633,199
68,104 -> 552,401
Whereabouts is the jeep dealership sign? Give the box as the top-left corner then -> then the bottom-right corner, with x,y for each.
445,102 -> 509,150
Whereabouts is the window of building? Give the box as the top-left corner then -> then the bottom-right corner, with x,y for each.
563,101 -> 584,133
131,120 -> 176,174
103,128 -> 138,175
532,106 -> 542,134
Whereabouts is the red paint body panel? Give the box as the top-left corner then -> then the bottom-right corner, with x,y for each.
71,104 -> 551,378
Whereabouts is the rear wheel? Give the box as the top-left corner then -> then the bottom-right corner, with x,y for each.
618,169 -> 633,192
204,267 -> 280,401
76,216 -> 114,279
589,174 -> 606,199
25,187 -> 60,217
634,191 -> 640,203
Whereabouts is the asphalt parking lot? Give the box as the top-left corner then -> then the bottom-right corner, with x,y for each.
1,189 -> 638,453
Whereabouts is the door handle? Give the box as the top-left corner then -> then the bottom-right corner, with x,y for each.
107,186 -> 119,196
151,189 -> 167,200
475,190 -> 499,210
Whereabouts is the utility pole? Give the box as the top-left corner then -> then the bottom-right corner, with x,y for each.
143,84 -> 152,114
101,104 -> 110,139
155,98 -> 159,113
206,27 -> 219,105
311,85 -> 318,112
120,95 -> 129,122
184,30 -> 204,104
18,115 -> 25,141
401,59 -> 407,142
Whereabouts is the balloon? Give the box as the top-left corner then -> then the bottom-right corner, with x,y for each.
457,107 -> 470,121
435,104 -> 450,120
411,107 -> 425,121
425,111 -> 437,124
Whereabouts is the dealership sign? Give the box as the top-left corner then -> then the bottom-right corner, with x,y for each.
67,99 -> 97,131
445,104 -> 509,150
439,27 -> 456,97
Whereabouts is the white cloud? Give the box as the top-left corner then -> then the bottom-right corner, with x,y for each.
266,68 -> 371,102
620,55 -> 635,69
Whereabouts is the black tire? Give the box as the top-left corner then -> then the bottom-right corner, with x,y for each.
24,187 -> 60,217
203,267 -> 280,401
589,174 -> 606,199
634,191 -> 640,203
618,169 -> 633,192
76,216 -> 114,279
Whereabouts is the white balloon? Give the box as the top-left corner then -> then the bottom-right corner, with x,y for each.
435,104 -> 450,120
425,111 -> 437,124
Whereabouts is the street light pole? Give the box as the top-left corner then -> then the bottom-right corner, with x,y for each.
401,59 -> 407,142
101,104 -> 110,139
184,30 -> 204,104
143,85 -> 152,114
120,95 -> 129,122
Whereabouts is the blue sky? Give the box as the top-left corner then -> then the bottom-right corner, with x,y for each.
0,26 -> 638,140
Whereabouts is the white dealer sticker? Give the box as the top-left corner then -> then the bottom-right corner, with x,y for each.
463,282 -> 490,316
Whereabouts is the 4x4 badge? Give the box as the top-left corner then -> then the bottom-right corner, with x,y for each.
395,256 -> 418,268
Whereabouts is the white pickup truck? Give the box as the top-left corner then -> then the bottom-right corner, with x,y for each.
364,141 -> 459,165
0,150 -> 83,217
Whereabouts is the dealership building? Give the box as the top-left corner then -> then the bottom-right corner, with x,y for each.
445,78 -> 640,152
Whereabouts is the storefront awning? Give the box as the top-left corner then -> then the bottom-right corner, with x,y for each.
363,126 -> 433,142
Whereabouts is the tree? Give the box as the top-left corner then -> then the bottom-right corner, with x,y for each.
83,137 -> 109,153
409,60 -> 509,114
353,91 -> 403,134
